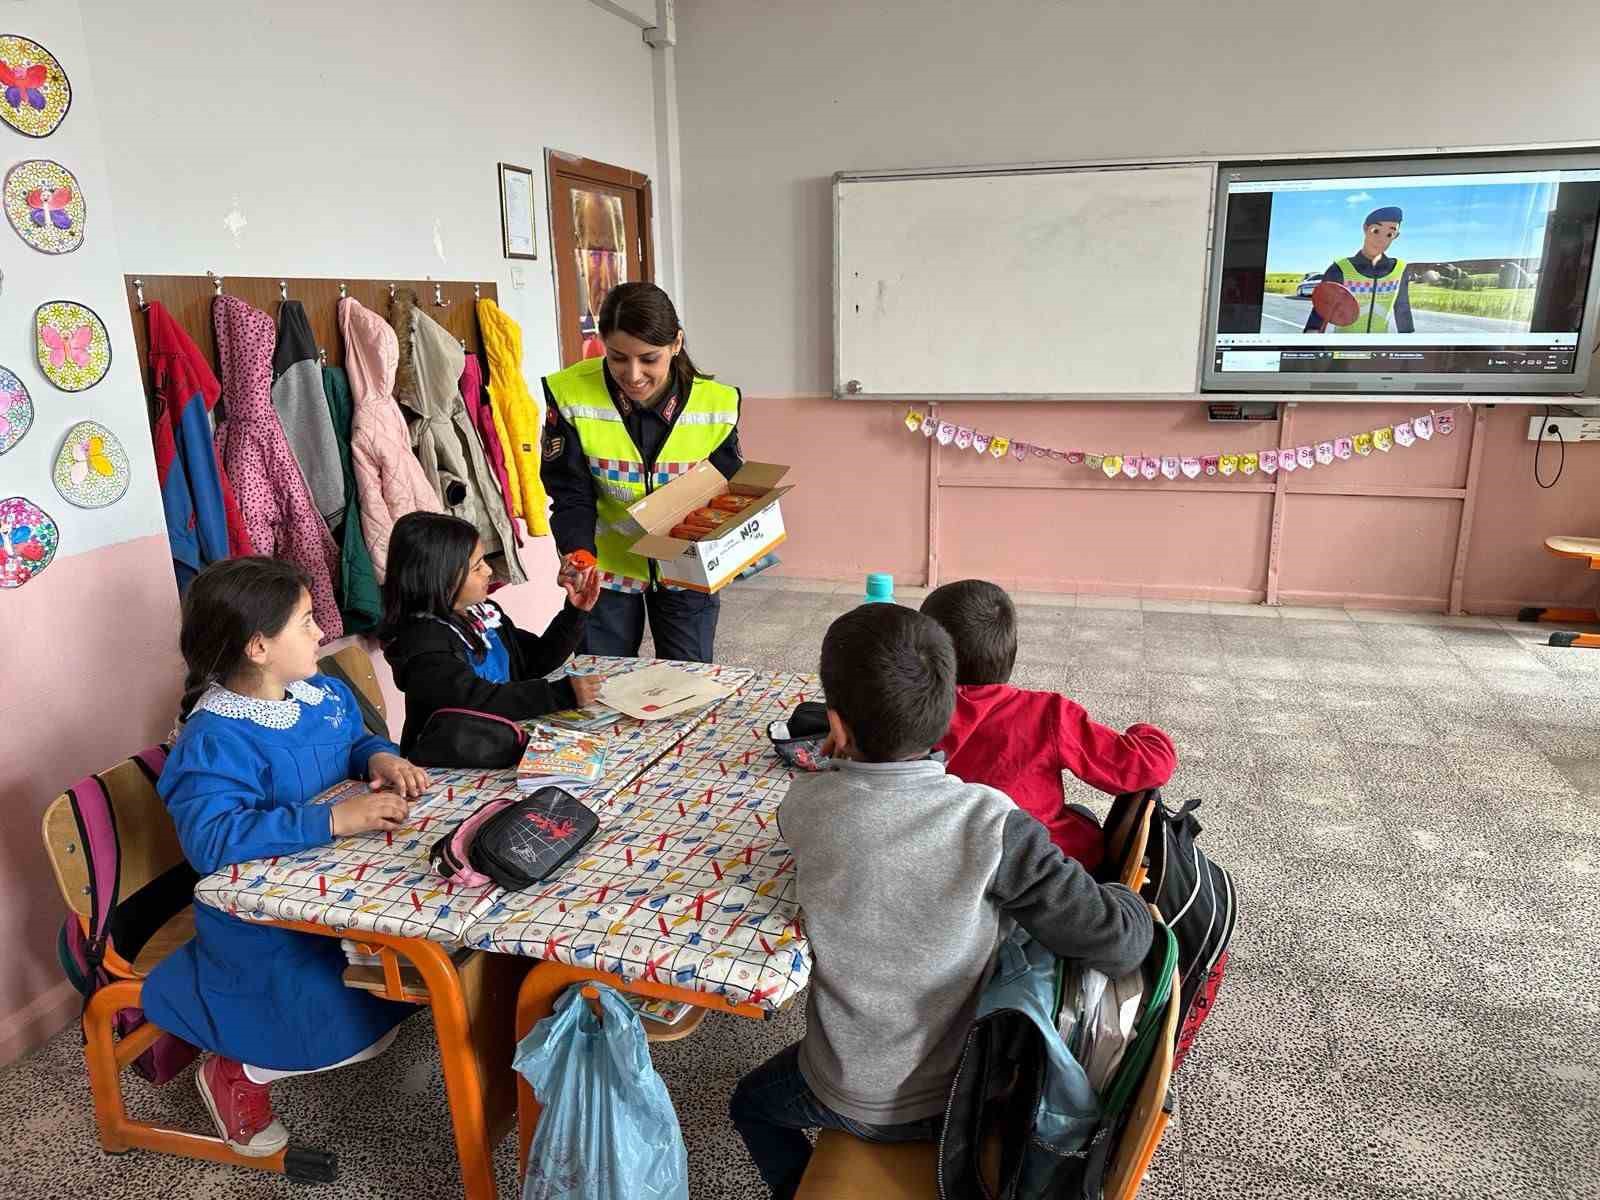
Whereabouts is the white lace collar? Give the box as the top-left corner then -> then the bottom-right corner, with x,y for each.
192,678 -> 330,730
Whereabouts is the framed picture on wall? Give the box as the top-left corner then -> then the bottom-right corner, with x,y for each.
499,162 -> 538,260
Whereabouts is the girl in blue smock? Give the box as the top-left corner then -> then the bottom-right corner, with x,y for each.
141,557 -> 431,1157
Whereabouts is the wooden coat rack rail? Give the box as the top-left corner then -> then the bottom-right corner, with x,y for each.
122,274 -> 500,421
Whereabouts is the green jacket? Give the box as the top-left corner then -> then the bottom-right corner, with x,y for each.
322,365 -> 382,633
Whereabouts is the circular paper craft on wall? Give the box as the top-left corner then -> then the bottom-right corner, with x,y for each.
35,300 -> 110,391
0,367 -> 32,455
0,495 -> 59,589
52,419 -> 129,509
0,35 -> 71,138
4,159 -> 84,253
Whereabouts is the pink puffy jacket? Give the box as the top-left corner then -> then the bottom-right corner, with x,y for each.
339,297 -> 441,581
212,295 -> 343,640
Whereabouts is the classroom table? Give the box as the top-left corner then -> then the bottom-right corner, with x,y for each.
188,659 -> 820,1199
459,668 -> 821,1175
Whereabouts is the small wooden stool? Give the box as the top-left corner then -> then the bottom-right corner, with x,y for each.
795,1133 -> 938,1199
1520,536 -> 1600,648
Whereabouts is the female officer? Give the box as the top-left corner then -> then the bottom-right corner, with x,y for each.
539,282 -> 742,662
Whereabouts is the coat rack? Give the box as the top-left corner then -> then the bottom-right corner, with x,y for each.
123,273 -> 500,421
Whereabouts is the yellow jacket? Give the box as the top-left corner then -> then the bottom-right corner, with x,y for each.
475,299 -> 550,536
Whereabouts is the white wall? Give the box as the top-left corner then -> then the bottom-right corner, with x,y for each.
0,1 -> 161,557
86,0 -> 662,386
674,0 -> 1600,396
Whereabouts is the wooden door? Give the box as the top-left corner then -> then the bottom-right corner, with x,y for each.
546,152 -> 653,367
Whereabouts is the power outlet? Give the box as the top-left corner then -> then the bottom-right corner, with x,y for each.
1527,416 -> 1600,442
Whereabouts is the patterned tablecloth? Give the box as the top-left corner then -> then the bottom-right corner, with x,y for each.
462,669 -> 819,1013
191,660 -> 752,945
191,661 -> 821,1013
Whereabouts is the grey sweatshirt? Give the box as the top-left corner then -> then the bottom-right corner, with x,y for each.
271,300 -> 345,526
779,757 -> 1152,1126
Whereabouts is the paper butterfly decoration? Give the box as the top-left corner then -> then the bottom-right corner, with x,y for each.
0,60 -> 45,110
35,302 -> 110,392
72,435 -> 112,484
43,323 -> 90,367
52,420 -> 129,508
0,371 -> 32,455
5,160 -> 85,254
27,185 -> 70,230
0,496 -> 59,588
0,37 -> 71,138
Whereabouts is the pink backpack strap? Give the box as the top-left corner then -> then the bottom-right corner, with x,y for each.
66,744 -> 169,964
433,796 -> 517,889
65,776 -> 121,964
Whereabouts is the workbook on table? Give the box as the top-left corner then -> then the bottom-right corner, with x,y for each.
539,701 -> 627,733
599,663 -> 732,721
517,725 -> 609,791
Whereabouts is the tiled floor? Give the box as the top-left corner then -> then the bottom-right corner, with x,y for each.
5,580 -> 1598,1199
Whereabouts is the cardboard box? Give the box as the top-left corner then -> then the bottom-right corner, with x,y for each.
618,461 -> 791,593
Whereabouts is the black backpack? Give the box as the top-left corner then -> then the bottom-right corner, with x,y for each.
1100,789 -> 1237,1070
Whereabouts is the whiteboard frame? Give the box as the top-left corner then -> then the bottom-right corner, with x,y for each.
832,138 -> 1600,403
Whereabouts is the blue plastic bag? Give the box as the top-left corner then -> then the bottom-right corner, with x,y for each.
514,985 -> 689,1200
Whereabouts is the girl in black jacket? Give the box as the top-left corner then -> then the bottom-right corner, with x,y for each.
379,512 -> 603,755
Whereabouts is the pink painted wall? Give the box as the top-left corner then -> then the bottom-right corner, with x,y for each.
741,397 -> 1600,614
0,535 -> 185,1065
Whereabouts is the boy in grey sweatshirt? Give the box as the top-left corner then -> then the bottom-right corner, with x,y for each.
730,603 -> 1152,1199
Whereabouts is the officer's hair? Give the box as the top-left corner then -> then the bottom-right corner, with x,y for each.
599,282 -> 711,403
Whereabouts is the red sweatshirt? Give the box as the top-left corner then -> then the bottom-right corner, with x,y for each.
935,684 -> 1178,870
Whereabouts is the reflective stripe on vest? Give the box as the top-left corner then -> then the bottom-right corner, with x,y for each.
545,357 -> 738,590
1334,257 -> 1406,333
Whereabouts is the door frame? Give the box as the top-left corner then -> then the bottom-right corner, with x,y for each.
544,150 -> 655,366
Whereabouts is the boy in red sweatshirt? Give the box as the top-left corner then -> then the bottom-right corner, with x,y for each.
920,580 -> 1177,871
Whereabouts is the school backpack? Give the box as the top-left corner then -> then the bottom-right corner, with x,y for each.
1100,789 -> 1237,1071
53,745 -> 201,1085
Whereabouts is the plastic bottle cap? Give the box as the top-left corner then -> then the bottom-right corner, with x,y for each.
864,573 -> 895,603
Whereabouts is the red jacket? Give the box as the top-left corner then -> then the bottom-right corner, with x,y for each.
935,684 -> 1178,870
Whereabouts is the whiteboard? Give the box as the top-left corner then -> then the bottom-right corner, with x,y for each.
834,164 -> 1216,399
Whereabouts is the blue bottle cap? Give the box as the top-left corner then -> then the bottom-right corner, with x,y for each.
864,572 -> 895,603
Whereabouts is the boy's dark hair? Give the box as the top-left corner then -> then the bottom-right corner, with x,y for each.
819,604 -> 957,762
919,579 -> 1018,686
378,512 -> 483,649
598,282 -> 710,404
179,557 -> 310,720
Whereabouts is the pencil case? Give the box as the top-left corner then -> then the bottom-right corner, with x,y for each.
767,701 -> 832,772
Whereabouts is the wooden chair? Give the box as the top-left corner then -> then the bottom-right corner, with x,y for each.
1103,791 -> 1156,893
41,750 -> 336,1181
317,643 -> 390,734
794,910 -> 1182,1200
1103,976 -> 1182,1200
795,1133 -> 939,1199
1519,536 -> 1600,648
37,646 -> 392,1183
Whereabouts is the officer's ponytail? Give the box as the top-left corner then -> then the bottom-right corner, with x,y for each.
598,282 -> 710,403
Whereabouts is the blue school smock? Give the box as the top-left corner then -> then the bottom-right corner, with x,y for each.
141,675 -> 413,1070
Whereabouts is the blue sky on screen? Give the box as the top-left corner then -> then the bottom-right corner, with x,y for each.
1265,181 -> 1555,273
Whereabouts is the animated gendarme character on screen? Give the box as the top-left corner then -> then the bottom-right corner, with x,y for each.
1304,206 -> 1413,334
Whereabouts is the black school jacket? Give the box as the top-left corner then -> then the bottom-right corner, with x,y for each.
384,600 -> 587,755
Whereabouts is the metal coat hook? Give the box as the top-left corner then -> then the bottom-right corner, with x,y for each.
208,271 -> 223,296
434,282 -> 448,307
458,337 -> 467,351
388,283 -> 396,299
279,280 -> 288,301
473,282 -> 481,301
133,278 -> 145,309
338,282 -> 347,299
317,347 -> 327,366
